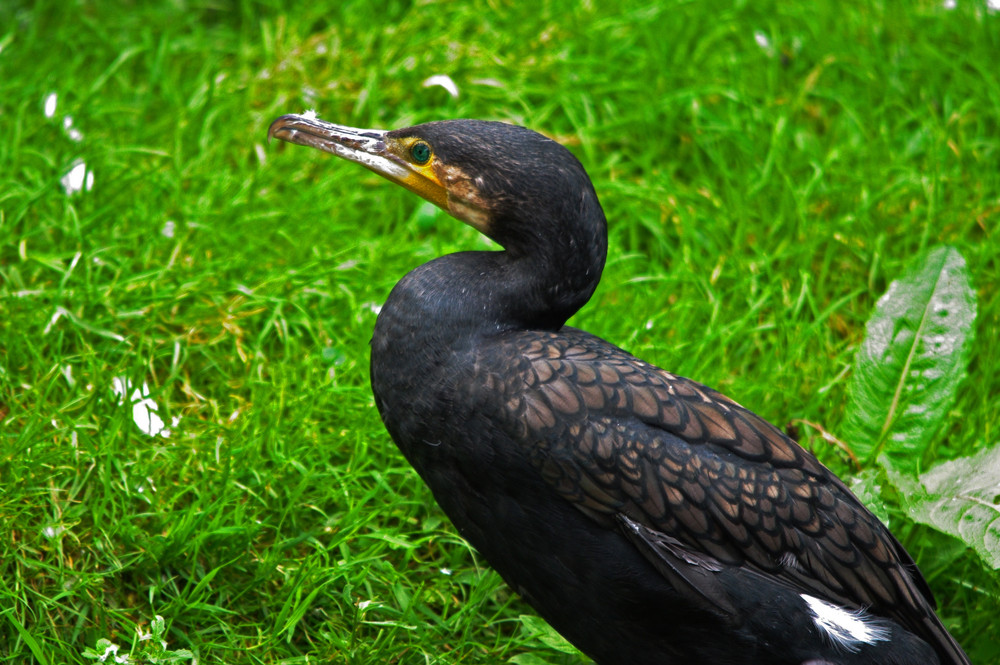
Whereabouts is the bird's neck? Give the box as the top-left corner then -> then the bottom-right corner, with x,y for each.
375,249 -> 590,345
371,191 -> 608,393
378,213 -> 607,341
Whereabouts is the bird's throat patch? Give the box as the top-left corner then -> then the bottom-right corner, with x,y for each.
435,162 -> 492,235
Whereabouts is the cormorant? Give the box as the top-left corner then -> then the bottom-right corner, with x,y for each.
267,114 -> 970,665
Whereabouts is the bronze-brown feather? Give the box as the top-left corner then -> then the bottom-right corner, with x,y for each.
478,326 -> 962,663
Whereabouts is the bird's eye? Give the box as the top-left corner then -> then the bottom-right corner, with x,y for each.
410,141 -> 432,165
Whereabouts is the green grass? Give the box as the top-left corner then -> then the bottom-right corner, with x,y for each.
2,0 -> 998,663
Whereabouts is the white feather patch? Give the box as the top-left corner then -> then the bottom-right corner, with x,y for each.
801,594 -> 890,651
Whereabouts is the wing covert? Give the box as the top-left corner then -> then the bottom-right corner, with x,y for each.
486,327 -> 939,641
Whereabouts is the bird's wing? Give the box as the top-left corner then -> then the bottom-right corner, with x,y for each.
498,328 -> 940,640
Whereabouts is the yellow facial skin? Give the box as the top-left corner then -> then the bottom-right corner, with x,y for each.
383,136 -> 450,213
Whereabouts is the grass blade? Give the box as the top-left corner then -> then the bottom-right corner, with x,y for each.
1,608 -> 49,665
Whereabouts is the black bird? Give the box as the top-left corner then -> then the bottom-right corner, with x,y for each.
268,114 -> 970,665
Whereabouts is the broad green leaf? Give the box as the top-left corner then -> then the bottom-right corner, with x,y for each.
883,446 -> 1000,569
847,468 -> 892,528
842,246 -> 976,471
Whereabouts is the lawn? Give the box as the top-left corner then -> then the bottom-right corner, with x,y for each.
1,0 -> 998,663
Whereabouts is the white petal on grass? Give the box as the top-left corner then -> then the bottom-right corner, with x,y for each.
99,642 -> 119,662
110,377 -> 128,399
64,115 -> 83,141
61,161 -> 94,196
162,220 -> 176,238
45,92 -> 58,118
111,377 -> 172,437
471,77 -> 505,88
942,0 -> 957,7
98,641 -> 130,664
43,525 -> 66,538
422,74 -> 459,98
132,392 -> 166,437
754,31 -> 771,50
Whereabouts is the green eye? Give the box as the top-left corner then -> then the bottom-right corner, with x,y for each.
410,141 -> 432,164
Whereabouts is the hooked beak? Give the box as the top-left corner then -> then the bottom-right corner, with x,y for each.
267,113 -> 449,212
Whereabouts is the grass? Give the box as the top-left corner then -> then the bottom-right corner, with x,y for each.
1,0 -> 998,662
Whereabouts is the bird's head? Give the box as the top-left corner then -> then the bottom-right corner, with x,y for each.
268,114 -> 604,255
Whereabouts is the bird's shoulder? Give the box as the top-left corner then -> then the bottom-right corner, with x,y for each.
479,327 -> 819,472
